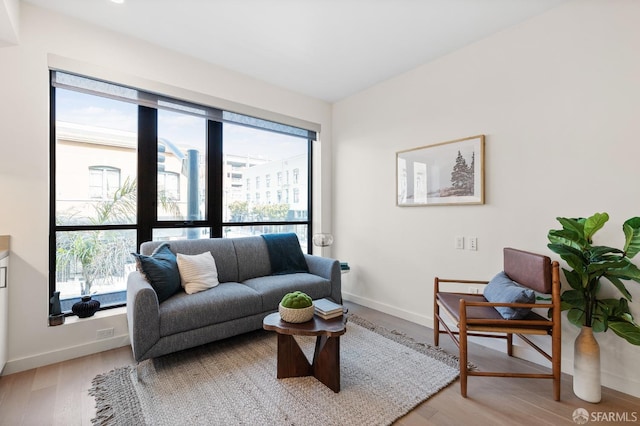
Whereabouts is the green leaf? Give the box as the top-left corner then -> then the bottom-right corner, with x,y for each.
548,229 -> 583,250
623,217 -> 640,258
587,259 -> 628,275
584,212 -> 609,242
606,262 -> 640,285
589,246 -> 625,260
596,298 -> 628,315
557,217 -> 586,238
560,300 -> 574,311
563,268 -> 584,290
592,316 -> 606,333
613,298 -> 632,317
621,312 -> 635,323
567,308 -> 586,327
593,300 -> 613,332
547,243 -> 587,272
602,274 -> 633,300
561,289 -> 585,306
608,321 -> 640,345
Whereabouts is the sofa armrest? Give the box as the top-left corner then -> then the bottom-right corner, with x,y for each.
126,271 -> 161,362
304,254 -> 342,304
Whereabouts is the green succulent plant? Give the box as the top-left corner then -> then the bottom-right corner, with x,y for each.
547,212 -> 640,345
280,291 -> 313,309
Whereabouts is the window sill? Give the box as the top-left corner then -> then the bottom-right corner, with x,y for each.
56,306 -> 126,326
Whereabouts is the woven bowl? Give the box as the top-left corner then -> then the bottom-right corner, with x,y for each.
279,303 -> 315,323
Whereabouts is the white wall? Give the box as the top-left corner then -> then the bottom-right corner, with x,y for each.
0,0 -> 20,46
0,3 -> 332,374
333,0 -> 640,397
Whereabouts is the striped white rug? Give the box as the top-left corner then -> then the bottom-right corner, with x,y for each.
90,315 -> 459,426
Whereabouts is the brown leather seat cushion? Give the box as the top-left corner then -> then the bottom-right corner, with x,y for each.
438,293 -> 503,320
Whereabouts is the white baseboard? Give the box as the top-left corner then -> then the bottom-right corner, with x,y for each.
343,291 -> 434,328
600,370 -> 640,398
2,334 -> 130,376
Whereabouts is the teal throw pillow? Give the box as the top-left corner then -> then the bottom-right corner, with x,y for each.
484,271 -> 535,320
131,243 -> 181,303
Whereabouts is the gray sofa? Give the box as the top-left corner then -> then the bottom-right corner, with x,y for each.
126,236 -> 341,362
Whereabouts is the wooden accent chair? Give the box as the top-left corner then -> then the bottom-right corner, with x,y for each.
434,248 -> 561,400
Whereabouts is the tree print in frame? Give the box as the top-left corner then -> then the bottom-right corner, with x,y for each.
396,135 -> 484,206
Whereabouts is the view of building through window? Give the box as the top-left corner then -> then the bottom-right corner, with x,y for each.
223,123 -> 308,226
52,75 -> 312,313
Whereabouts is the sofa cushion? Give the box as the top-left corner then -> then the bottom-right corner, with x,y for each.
141,238 -> 239,283
177,252 -> 219,294
233,236 -> 272,281
262,233 -> 309,275
131,243 -> 181,303
484,271 -> 536,319
243,273 -> 331,310
158,282 -> 263,337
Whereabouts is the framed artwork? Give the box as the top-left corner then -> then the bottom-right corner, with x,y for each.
396,135 -> 485,206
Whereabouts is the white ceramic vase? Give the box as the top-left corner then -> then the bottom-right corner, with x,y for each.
573,326 -> 601,403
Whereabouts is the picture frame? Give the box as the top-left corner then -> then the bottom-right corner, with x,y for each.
396,135 -> 485,206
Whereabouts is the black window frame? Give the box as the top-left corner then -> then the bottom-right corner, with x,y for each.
49,71 -> 315,316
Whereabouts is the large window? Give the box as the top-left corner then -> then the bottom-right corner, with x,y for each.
50,71 -> 315,314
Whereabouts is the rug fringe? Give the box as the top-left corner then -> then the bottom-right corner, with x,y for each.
89,372 -> 117,425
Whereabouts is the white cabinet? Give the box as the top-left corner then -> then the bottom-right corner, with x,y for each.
0,235 -> 9,374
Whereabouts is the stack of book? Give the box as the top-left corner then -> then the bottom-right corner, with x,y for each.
314,298 -> 344,320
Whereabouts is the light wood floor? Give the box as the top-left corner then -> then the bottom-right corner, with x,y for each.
1,302 -> 638,425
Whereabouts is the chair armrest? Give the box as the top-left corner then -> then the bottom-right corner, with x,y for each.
126,271 -> 161,362
304,254 -> 342,304
436,278 -> 490,285
434,277 -> 489,294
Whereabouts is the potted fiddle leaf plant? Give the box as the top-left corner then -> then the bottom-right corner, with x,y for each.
547,212 -> 640,403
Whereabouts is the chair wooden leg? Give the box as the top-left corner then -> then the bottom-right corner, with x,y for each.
507,333 -> 513,356
459,326 -> 468,398
553,375 -> 561,401
433,279 -> 440,347
552,330 -> 561,401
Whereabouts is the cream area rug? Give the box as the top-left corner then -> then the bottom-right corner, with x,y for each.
90,315 -> 460,426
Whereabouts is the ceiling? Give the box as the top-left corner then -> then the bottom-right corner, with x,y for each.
22,0 -> 568,102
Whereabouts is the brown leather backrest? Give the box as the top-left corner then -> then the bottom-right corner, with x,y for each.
503,247 -> 552,294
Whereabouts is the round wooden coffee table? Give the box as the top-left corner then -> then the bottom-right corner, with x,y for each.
263,312 -> 347,392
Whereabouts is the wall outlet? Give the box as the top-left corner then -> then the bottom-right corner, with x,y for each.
455,236 -> 464,249
468,286 -> 480,294
96,328 -> 114,340
468,237 -> 478,251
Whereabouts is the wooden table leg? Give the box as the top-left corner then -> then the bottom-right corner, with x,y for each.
275,333 -> 341,392
312,335 -> 340,392
277,334 -> 312,378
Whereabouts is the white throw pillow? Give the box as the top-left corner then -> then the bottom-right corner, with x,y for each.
176,252 -> 219,295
